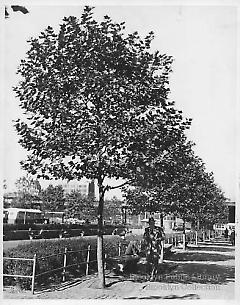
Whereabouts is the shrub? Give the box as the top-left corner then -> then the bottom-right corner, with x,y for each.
3,234 -> 139,290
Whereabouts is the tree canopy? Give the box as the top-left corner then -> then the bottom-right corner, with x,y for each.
14,6 -> 191,189
123,142 -> 227,229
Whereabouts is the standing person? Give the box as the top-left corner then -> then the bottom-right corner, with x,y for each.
143,217 -> 165,280
224,227 -> 229,240
230,230 -> 235,246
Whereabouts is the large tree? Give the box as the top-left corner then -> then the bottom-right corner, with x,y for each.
13,6 -> 190,287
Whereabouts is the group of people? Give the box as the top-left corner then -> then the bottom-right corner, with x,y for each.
116,216 -> 165,279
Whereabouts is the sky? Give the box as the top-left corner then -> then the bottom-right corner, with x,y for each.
2,2 -> 238,200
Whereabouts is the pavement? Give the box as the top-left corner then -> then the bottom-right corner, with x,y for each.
3,237 -> 235,300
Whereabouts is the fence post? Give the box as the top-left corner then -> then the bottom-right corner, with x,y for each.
86,244 -> 91,276
62,247 -> 67,282
118,242 -> 121,256
195,231 -> 198,246
31,254 -> 37,295
174,236 -> 177,247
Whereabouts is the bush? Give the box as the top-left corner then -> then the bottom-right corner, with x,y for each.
3,234 -> 140,290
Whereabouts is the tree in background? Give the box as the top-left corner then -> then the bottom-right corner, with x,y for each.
13,7 -> 191,287
124,140 -> 228,236
103,197 -> 123,224
40,185 -> 65,211
11,175 -> 42,209
65,190 -> 96,221
15,175 -> 41,195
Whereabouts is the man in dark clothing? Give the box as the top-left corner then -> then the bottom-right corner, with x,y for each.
113,241 -> 140,273
230,230 -> 235,246
122,241 -> 140,272
143,217 -> 165,280
224,227 -> 229,240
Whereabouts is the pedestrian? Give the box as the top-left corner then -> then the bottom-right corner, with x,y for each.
143,217 -> 165,280
224,227 -> 229,240
230,230 -> 235,246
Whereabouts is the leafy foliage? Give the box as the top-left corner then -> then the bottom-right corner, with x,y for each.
65,190 -> 96,220
123,141 -> 228,228
40,184 -> 65,211
11,175 -> 42,209
13,6 -> 190,188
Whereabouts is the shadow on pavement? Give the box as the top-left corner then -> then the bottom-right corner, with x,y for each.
188,246 -> 235,252
172,252 -> 234,262
124,293 -> 200,299
108,261 -> 235,285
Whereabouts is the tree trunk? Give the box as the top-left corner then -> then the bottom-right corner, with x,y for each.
97,184 -> 105,288
182,219 -> 186,251
160,213 -> 164,227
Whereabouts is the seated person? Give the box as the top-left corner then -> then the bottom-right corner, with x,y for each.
117,241 -> 140,273
125,240 -> 139,256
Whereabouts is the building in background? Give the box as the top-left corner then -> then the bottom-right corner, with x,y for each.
88,180 -> 95,199
226,201 -> 235,223
61,181 -> 88,196
61,180 -> 96,198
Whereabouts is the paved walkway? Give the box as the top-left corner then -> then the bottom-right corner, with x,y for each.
3,237 -> 235,299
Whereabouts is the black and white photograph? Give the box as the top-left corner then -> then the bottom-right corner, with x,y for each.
1,0 -> 239,301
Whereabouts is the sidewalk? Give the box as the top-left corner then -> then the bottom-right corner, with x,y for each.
3,237 -> 235,299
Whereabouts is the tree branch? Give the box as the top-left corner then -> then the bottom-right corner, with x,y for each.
106,181 -> 132,191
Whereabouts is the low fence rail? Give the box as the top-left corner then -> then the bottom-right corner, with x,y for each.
3,229 -> 216,294
3,245 -> 97,294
